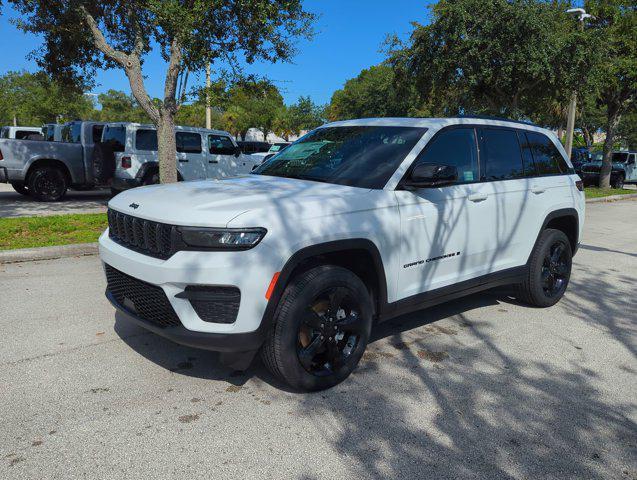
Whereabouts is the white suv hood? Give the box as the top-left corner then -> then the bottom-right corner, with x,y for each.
107,175 -> 371,227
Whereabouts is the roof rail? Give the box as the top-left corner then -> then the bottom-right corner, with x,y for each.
453,115 -> 538,127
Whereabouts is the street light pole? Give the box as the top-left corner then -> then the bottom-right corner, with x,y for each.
564,8 -> 593,159
205,63 -> 212,130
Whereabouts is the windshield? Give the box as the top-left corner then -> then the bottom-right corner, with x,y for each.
253,126 -> 427,189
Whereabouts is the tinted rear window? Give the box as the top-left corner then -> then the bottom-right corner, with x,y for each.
480,129 -> 524,180
526,132 -> 570,174
62,123 -> 82,143
176,132 -> 202,153
102,126 -> 126,152
136,129 -> 158,151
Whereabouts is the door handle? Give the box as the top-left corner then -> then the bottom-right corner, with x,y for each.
208,160 -> 219,164
468,193 -> 488,203
531,186 -> 545,194
179,159 -> 189,163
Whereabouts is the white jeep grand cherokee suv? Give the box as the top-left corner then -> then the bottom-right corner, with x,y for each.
99,117 -> 585,391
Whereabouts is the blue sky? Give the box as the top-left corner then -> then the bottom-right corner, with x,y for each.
0,1 -> 433,106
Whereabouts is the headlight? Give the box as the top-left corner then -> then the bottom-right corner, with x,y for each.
178,227 -> 266,250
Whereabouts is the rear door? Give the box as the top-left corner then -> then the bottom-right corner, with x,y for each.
176,131 -> 206,180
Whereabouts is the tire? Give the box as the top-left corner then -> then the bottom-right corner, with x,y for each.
517,228 -> 572,307
92,142 -> 116,183
261,265 -> 373,391
27,166 -> 68,202
611,174 -> 624,189
10,183 -> 29,196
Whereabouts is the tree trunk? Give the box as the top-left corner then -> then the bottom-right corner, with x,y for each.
157,112 -> 178,184
599,106 -> 621,189
557,125 -> 564,142
582,126 -> 593,148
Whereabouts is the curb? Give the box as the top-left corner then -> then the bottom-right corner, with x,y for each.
585,193 -> 637,204
0,242 -> 98,264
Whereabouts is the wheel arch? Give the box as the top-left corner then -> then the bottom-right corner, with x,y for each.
135,161 -> 183,182
531,208 -> 580,261
261,239 -> 389,328
26,158 -> 72,185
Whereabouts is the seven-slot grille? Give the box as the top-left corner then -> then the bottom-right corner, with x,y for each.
107,208 -> 175,259
104,264 -> 180,328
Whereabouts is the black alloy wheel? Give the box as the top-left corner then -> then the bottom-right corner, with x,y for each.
297,287 -> 365,376
28,166 -> 68,201
540,240 -> 569,298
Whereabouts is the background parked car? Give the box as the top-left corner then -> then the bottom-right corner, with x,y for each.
580,151 -> 637,189
249,141 -> 291,164
93,123 -> 262,195
237,140 -> 271,155
570,147 -> 591,175
0,120 -> 104,200
0,125 -> 43,140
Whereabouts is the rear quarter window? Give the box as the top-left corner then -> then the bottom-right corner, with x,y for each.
135,129 -> 158,151
525,132 -> 571,175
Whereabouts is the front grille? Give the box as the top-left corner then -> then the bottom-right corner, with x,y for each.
105,264 -> 180,328
107,209 -> 176,259
184,286 -> 240,324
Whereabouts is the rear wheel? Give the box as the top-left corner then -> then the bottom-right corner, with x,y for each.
10,183 -> 29,196
517,228 -> 572,307
142,171 -> 160,186
261,265 -> 373,391
611,174 -> 625,189
27,166 -> 68,202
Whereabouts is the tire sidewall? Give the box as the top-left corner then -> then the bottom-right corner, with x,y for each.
528,229 -> 572,307
28,167 -> 67,202
274,267 -> 373,391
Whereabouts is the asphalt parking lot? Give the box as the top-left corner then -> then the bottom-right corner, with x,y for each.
1,200 -> 635,479
0,183 -> 109,218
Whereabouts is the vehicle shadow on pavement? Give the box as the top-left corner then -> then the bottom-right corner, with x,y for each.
0,188 -> 110,218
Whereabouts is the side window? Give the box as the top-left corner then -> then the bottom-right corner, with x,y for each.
102,126 -> 126,152
518,131 -> 537,177
176,132 -> 202,154
135,129 -> 158,151
92,125 -> 104,144
414,128 -> 479,183
44,126 -> 55,142
208,135 -> 236,155
480,128 -> 524,181
526,132 -> 569,175
15,130 -> 36,140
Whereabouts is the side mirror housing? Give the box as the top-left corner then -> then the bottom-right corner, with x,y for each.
403,163 -> 458,189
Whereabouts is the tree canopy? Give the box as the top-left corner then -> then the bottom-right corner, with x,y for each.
8,0 -> 315,182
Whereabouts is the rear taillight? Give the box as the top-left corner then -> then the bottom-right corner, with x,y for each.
575,180 -> 584,191
121,156 -> 131,169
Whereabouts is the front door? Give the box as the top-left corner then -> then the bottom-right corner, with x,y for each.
625,153 -> 637,182
176,131 -> 206,180
395,127 -> 489,299
207,134 -> 240,178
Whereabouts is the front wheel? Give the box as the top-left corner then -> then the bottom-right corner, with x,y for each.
517,228 -> 572,307
27,167 -> 68,202
261,265 -> 373,391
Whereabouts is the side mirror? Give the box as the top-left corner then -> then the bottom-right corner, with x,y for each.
403,163 -> 458,189
234,145 -> 242,157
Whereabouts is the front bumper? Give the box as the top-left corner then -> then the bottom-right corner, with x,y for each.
107,291 -> 268,352
99,230 -> 281,338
